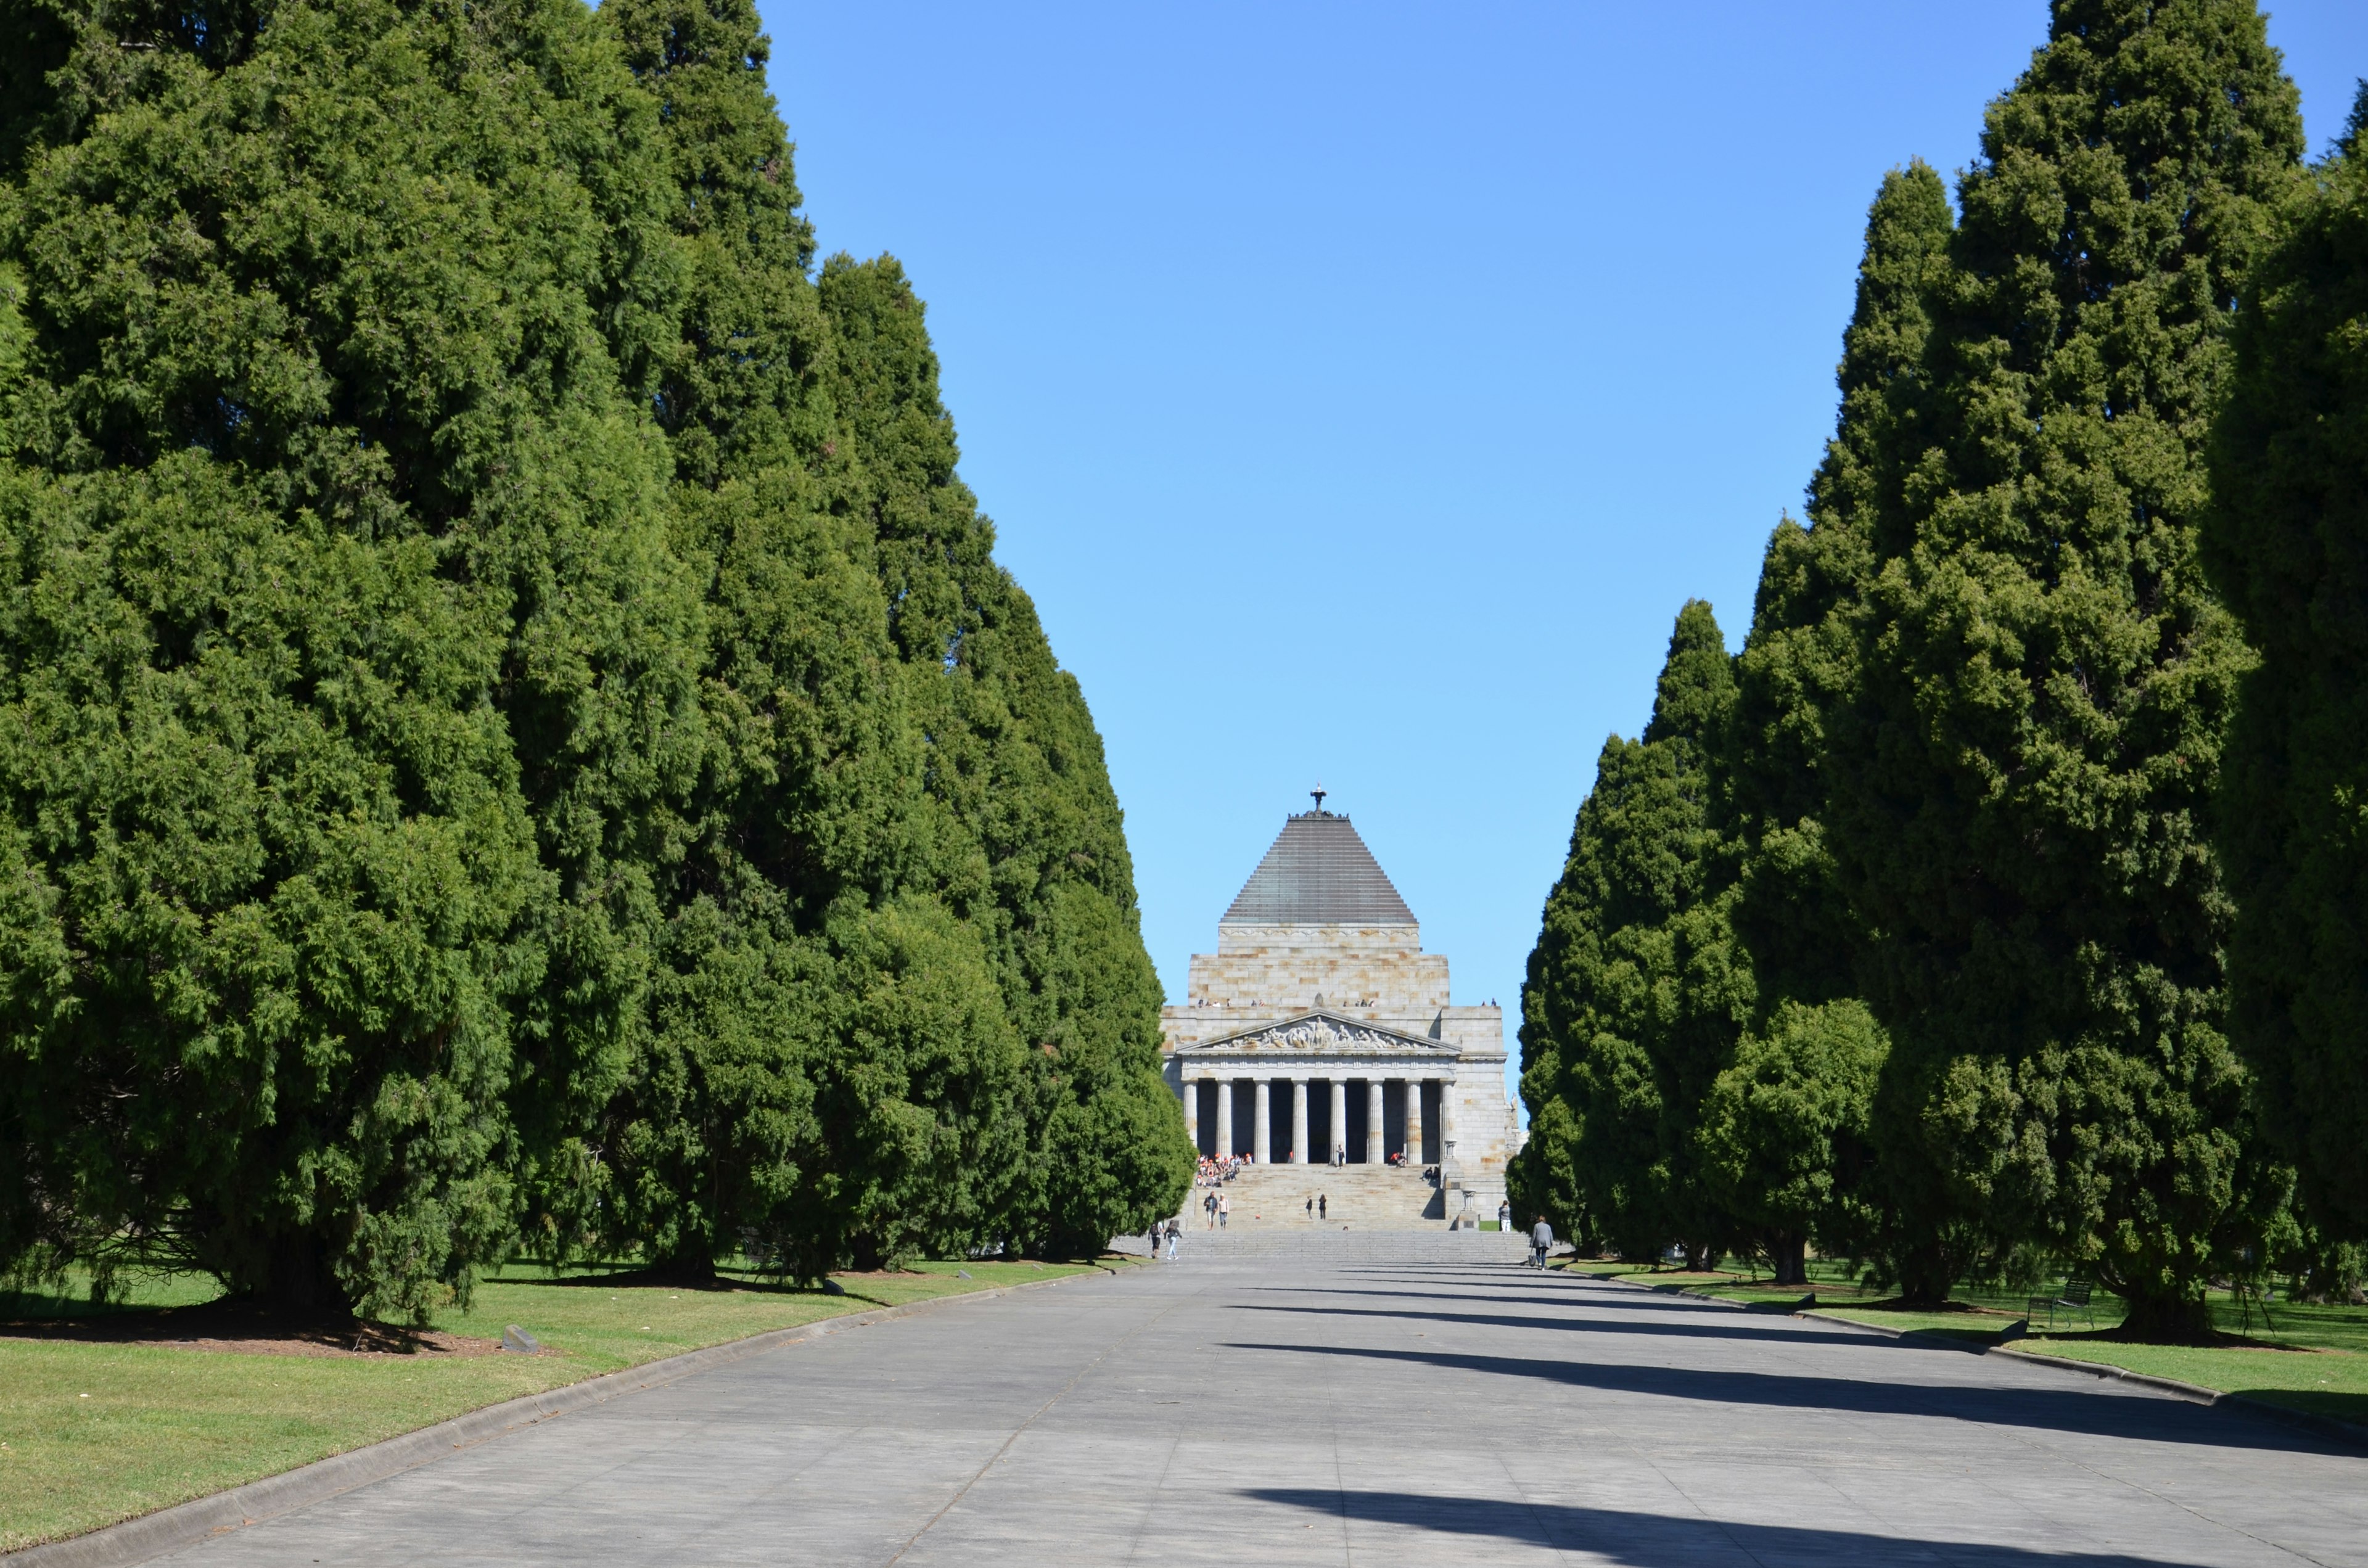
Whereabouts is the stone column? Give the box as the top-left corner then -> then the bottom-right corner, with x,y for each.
1404,1078 -> 1421,1162
1365,1078 -> 1384,1164
1253,1079 -> 1272,1164
1289,1078 -> 1309,1164
1330,1080 -> 1348,1164
1441,1075 -> 1458,1168
1216,1077 -> 1234,1157
1183,1075 -> 1199,1152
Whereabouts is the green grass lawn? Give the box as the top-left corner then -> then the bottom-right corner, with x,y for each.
1563,1260 -> 2358,1430
1561,1256 -> 2368,1429
0,1258 -> 1108,1552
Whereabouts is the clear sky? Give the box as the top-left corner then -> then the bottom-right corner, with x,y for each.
758,2 -> 2368,1107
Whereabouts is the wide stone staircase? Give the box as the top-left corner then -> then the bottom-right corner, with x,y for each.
1180,1162 -> 1447,1231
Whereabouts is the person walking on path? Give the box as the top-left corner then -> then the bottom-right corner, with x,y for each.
1530,1216 -> 1553,1270
1318,1193 -> 1327,1220
1217,1192 -> 1229,1229
1204,1191 -> 1217,1229
1164,1218 -> 1180,1260
1498,1200 -> 1511,1231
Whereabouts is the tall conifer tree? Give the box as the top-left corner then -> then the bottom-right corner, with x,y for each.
1821,0 -> 2304,1332
2204,86 -> 2368,1239
0,0 -> 704,1316
1521,601 -> 1751,1262
1714,165 -> 1954,1284
818,257 -> 1190,1256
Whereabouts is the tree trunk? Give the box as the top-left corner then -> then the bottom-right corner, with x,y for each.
1770,1233 -> 1809,1287
1682,1240 -> 1714,1273
2115,1291 -> 2214,1344
654,1249 -> 717,1284
1894,1241 -> 1954,1307
263,1235 -> 348,1318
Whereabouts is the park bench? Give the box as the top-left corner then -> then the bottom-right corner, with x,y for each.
2028,1276 -> 2097,1332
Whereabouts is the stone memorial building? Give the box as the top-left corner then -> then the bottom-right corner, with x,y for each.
1161,798 -> 1524,1226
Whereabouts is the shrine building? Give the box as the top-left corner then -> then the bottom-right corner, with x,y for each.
1159,797 -> 1524,1226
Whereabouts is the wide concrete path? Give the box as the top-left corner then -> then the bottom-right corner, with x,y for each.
156,1238 -> 2366,1566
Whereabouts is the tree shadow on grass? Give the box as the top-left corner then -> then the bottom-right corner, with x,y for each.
0,1299 -> 487,1355
1247,1489 -> 2234,1566
1220,1341 -> 2345,1455
1231,1301 -> 1896,1350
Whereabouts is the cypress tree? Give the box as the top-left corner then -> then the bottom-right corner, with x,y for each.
1698,998 -> 1886,1284
591,0 -> 1185,1267
1715,165 -> 1952,1287
1520,601 -> 1751,1263
2204,84 -> 2368,1238
818,256 -> 1191,1255
0,0 -> 701,1316
1822,0 -> 2304,1334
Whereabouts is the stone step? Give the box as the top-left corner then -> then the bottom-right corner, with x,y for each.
1178,1163 -> 1447,1231
1117,1227 -> 1534,1263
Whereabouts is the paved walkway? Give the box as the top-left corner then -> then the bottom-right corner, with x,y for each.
157,1236 -> 2366,1566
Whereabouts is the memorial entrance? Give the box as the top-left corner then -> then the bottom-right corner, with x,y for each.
1161,798 -> 1523,1226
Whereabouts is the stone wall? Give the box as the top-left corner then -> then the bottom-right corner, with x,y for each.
1158,916 -> 1523,1223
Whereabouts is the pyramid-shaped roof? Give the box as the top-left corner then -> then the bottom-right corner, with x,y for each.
1222,811 -> 1416,926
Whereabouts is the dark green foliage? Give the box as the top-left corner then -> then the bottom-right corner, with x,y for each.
1519,602 -> 1752,1262
1729,163 -> 1954,1014
0,0 -> 700,1316
1698,999 -> 1886,1285
1702,166 -> 1954,1291
2205,89 -> 2368,1238
1819,0 -> 2304,1334
0,457 -> 540,1320
817,255 -> 1191,1255
0,0 -> 1179,1315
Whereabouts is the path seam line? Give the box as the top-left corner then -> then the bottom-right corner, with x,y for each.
881,1281 -> 1196,1566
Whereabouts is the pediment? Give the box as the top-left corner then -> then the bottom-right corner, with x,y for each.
1174,1009 -> 1457,1057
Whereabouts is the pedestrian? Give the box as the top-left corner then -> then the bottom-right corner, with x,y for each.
1318,1193 -> 1327,1220
1204,1190 -> 1217,1229
1148,1221 -> 1161,1258
1497,1199 -> 1511,1231
1217,1192 -> 1230,1229
1305,1195 -> 1314,1221
1531,1215 -> 1553,1270
1165,1218 -> 1180,1260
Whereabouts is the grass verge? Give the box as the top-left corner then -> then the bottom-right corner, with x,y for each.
1,1258 -> 1109,1552
1560,1257 -> 2368,1431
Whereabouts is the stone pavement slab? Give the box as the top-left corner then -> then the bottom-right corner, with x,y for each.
140,1236 -> 2366,1566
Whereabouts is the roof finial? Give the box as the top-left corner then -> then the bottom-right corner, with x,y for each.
1310,782 -> 1327,816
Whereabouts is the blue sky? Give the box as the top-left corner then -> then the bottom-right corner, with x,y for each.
758,2 -> 2368,1107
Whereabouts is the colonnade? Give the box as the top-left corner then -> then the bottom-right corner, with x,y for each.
1180,1072 -> 1457,1166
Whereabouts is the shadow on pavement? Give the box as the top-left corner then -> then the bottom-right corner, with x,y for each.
1301,1281 -> 1775,1314
1246,1489 -> 2214,1566
1232,1301 -> 1894,1350
1221,1341 -> 2340,1455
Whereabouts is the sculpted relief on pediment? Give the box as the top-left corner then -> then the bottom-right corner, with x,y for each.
1180,1011 -> 1453,1057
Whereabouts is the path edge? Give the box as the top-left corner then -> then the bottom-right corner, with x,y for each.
1792,1303 -> 2368,1451
1561,1267 -> 2366,1453
4,1265 -> 1111,1568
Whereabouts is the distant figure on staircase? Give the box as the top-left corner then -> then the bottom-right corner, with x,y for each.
1530,1216 -> 1553,1270
1217,1193 -> 1230,1229
1318,1194 -> 1327,1220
